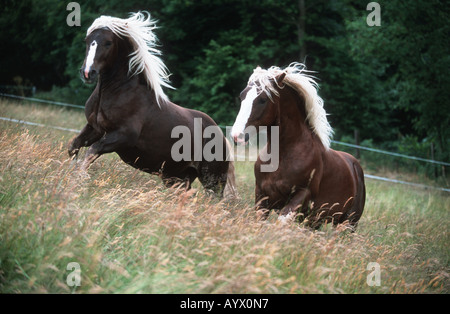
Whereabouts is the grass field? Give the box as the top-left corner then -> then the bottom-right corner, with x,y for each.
0,100 -> 449,293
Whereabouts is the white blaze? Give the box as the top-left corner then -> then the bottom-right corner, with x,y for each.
231,86 -> 258,139
84,40 -> 98,79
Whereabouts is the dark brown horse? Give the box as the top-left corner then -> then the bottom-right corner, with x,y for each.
68,12 -> 236,197
231,63 -> 365,228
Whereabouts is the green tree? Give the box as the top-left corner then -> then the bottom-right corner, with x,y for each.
345,0 -> 449,160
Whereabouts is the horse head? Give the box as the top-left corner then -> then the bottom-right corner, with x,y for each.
80,12 -> 173,106
80,28 -> 125,84
231,69 -> 286,144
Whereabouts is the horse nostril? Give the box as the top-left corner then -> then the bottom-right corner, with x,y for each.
233,133 -> 247,145
88,69 -> 98,81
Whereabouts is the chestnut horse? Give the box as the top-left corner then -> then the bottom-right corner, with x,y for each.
231,63 -> 365,228
68,12 -> 236,198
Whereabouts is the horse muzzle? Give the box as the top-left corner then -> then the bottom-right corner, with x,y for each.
232,132 -> 250,145
80,67 -> 98,84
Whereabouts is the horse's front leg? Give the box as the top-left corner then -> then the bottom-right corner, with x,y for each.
255,185 -> 270,219
81,128 -> 138,171
68,124 -> 103,158
278,188 -> 311,223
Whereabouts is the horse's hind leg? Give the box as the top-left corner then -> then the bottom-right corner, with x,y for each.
340,163 -> 366,230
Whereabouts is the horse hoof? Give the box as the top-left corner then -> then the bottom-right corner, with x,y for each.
68,148 -> 79,158
278,212 -> 295,224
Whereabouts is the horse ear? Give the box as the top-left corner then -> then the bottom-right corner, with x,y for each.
276,72 -> 286,86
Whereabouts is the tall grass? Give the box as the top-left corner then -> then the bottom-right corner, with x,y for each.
0,100 -> 449,293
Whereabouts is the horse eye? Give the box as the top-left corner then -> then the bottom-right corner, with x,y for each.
104,41 -> 112,47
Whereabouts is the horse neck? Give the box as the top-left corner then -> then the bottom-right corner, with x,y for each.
270,86 -> 314,148
97,44 -> 160,107
99,41 -> 134,92
99,66 -> 130,93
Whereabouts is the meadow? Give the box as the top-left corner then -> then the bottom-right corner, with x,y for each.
0,99 -> 448,293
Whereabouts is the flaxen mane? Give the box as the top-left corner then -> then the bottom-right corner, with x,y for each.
87,11 -> 173,107
249,63 -> 333,149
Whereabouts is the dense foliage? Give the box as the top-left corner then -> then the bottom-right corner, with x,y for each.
1,0 -> 449,163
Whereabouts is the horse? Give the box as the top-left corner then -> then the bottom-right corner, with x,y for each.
231,63 -> 365,228
68,12 -> 236,198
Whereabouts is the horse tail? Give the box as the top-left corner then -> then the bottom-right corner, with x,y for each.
223,138 -> 239,199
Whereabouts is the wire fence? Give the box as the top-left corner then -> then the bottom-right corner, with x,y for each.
330,140 -> 449,167
0,93 -> 84,109
1,93 -> 449,192
0,116 -> 81,133
0,85 -> 36,97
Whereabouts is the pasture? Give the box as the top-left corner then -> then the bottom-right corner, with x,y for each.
0,99 -> 448,293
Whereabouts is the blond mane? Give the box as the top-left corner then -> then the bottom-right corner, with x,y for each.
87,11 -> 173,107
249,62 -> 333,149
